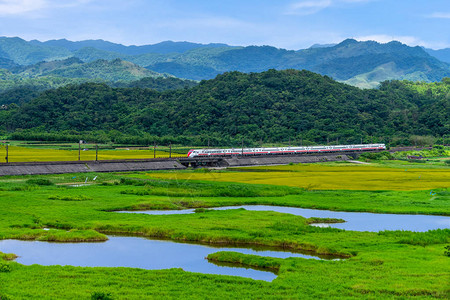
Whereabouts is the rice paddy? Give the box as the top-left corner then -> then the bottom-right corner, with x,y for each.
0,145 -> 185,162
145,163 -> 450,191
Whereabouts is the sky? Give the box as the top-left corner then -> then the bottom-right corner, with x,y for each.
0,0 -> 449,50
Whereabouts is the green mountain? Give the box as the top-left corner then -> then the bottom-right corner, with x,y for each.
1,36 -> 449,88
0,37 -> 71,65
2,70 -> 448,145
0,36 -> 234,66
41,58 -> 165,82
134,39 -> 450,87
0,68 -> 86,96
0,57 -> 18,69
14,57 -> 164,81
30,38 -> 231,55
145,39 -> 450,87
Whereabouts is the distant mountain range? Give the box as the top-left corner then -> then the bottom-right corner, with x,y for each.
423,47 -> 450,64
0,36 -> 449,89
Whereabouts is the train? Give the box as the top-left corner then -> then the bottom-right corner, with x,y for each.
187,144 -> 386,158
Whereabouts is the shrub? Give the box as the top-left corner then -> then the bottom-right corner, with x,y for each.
119,178 -> 147,186
91,292 -> 113,300
26,178 -> 54,186
445,245 -> 450,257
0,263 -> 11,273
360,151 -> 393,160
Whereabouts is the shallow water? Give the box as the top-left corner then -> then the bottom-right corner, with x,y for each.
119,205 -> 450,232
0,236 -> 330,281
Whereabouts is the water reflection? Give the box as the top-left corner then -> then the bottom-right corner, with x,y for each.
0,236 -> 330,281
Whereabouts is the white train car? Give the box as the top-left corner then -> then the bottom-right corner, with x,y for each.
187,144 -> 385,158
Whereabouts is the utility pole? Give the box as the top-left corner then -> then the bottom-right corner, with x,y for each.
78,141 -> 81,161
154,142 -> 156,158
169,143 -> 172,158
289,137 -> 291,148
241,139 -> 244,156
95,144 -> 98,161
5,144 -> 8,163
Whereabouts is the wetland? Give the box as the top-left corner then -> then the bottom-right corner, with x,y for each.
0,161 -> 449,299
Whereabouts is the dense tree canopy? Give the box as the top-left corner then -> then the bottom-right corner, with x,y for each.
1,70 -> 449,146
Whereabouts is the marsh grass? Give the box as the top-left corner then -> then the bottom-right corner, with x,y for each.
306,217 -> 346,224
378,229 -> 450,246
36,229 -> 108,242
0,252 -> 17,261
207,251 -> 281,272
119,177 -> 304,198
48,195 -> 93,201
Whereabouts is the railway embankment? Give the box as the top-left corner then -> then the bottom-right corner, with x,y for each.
0,159 -> 186,176
0,154 -> 355,176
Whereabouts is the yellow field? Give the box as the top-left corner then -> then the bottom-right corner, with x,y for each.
147,164 -> 450,191
0,146 -> 185,162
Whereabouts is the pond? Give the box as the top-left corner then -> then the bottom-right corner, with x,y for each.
0,236 -> 334,282
118,205 -> 450,232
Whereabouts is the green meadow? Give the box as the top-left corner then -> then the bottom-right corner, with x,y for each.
0,162 -> 449,299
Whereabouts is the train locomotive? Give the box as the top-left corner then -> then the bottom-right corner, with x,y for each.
187,144 -> 386,158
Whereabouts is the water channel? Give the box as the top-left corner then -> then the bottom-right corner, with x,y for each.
118,205 -> 450,232
0,236 -> 333,282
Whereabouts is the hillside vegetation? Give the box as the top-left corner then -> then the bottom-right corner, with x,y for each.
1,69 -> 448,145
0,58 -> 197,100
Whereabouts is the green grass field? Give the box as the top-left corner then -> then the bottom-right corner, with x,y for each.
0,162 -> 449,299
0,145 -> 186,162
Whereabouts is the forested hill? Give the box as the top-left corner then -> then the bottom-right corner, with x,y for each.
1,70 -> 448,145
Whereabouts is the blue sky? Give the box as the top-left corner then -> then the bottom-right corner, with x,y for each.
0,0 -> 449,49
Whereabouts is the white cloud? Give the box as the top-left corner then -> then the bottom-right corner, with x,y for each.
158,16 -> 253,30
286,0 -> 374,15
0,0 -> 47,15
287,0 -> 332,15
427,12 -> 450,19
355,34 -> 426,46
0,0 -> 93,16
